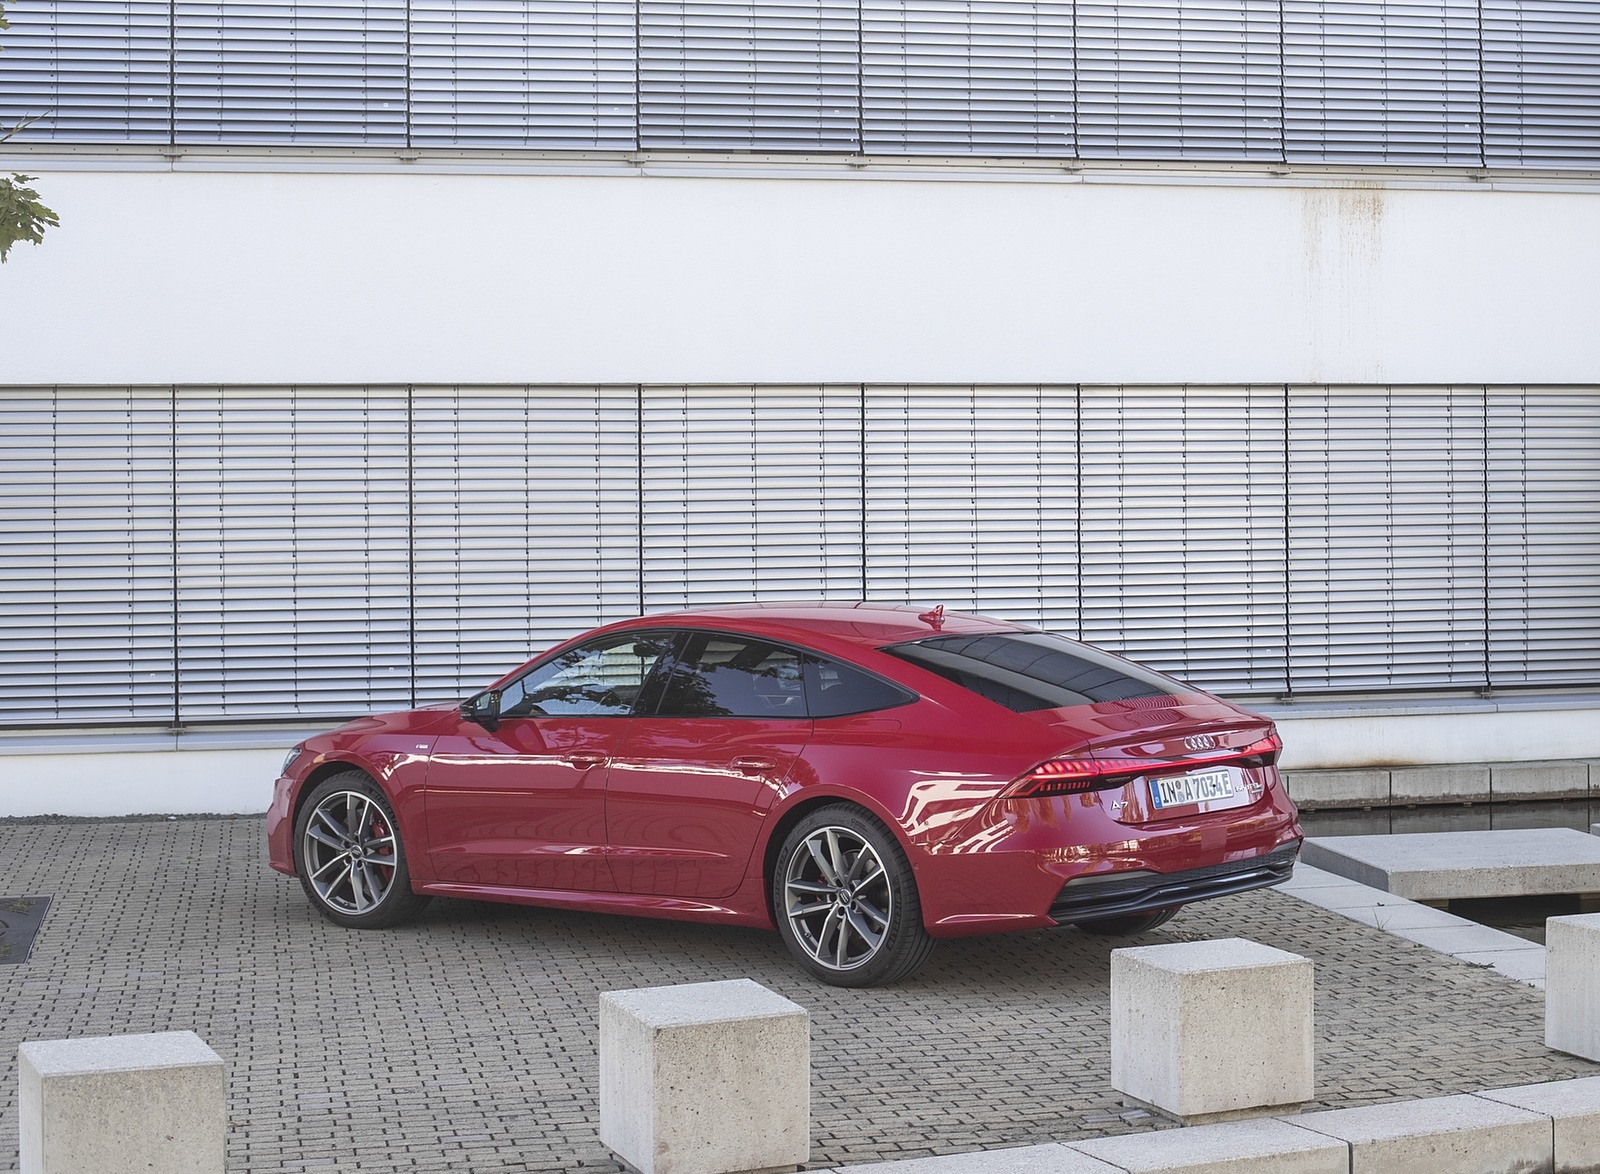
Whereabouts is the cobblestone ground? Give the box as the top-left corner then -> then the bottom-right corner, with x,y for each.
1,816 -> 1594,1172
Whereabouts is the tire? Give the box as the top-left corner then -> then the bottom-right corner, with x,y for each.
292,772 -> 430,929
772,804 -> 936,988
1073,906 -> 1182,936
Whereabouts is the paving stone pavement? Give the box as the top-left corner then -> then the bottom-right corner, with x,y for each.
1,816 -> 1595,1173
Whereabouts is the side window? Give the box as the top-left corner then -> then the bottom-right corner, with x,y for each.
499,632 -> 671,719
803,656 -> 917,718
654,634 -> 806,718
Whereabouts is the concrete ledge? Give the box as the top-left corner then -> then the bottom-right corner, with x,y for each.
1292,1093 -> 1551,1174
823,1144 -> 1119,1173
1301,829 -> 1600,900
1110,939 -> 1314,1125
599,979 -> 809,1174
1070,1117 -> 1347,1174
1389,765 -> 1492,806
1478,1078 -> 1600,1174
1284,769 -> 1391,810
18,1030 -> 225,1174
1547,914 -> 1600,1062
1492,761 -> 1590,801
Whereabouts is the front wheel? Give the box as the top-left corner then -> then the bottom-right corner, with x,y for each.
292,772 -> 430,929
772,805 -> 935,988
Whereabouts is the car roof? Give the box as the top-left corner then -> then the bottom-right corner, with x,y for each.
621,602 -> 1028,651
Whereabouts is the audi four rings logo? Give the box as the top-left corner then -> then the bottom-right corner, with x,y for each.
1183,734 -> 1218,752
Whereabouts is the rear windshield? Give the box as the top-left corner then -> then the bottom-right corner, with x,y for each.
883,632 -> 1186,713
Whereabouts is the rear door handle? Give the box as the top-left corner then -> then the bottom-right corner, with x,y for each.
564,753 -> 609,769
731,755 -> 779,775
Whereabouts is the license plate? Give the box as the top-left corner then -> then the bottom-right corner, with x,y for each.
1150,768 -> 1235,809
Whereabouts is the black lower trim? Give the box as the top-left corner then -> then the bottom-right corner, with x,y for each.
1048,841 -> 1301,925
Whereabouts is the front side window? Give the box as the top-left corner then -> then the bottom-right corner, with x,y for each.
654,633 -> 806,718
499,632 -> 672,718
884,632 -> 1187,713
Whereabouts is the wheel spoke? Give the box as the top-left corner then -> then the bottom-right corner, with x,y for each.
354,797 -> 375,838
347,857 -> 368,910
312,808 -> 347,841
805,838 -> 838,885
824,830 -> 848,885
847,908 -> 883,950
309,853 -> 346,880
855,897 -> 890,930
315,861 -> 352,902
813,906 -> 843,964
788,899 -> 833,917
786,879 -> 833,896
306,825 -> 345,851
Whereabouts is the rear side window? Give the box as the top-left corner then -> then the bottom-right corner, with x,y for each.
654,633 -> 807,718
883,632 -> 1185,713
803,656 -> 916,718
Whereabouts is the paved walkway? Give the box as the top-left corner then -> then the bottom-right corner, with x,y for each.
1,817 -> 1594,1172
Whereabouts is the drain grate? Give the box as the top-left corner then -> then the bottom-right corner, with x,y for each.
0,896 -> 52,964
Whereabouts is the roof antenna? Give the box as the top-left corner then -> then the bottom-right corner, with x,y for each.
917,605 -> 945,630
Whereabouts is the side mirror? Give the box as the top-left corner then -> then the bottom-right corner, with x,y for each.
461,689 -> 501,731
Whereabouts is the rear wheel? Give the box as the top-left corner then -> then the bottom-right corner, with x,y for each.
772,805 -> 935,988
1073,906 -> 1182,936
292,772 -> 429,929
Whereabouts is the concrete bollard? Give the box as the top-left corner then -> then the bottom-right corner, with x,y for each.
1547,913 -> 1600,1061
599,978 -> 809,1174
1110,937 -> 1314,1124
18,1031 -> 225,1174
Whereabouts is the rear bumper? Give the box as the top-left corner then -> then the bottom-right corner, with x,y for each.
1048,840 -> 1301,925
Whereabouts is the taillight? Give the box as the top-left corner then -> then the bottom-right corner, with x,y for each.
1007,729 -> 1282,799
1006,757 -> 1164,798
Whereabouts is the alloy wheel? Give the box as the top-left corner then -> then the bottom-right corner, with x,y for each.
783,826 -> 893,971
302,790 -> 399,915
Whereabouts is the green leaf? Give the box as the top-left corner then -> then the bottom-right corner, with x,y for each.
0,174 -> 60,262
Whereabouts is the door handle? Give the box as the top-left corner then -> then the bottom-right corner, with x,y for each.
731,755 -> 779,775
564,753 -> 609,769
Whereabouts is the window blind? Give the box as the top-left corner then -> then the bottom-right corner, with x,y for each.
0,387 -> 175,726
409,385 -> 640,702
640,384 -> 864,611
1074,0 -> 1284,161
172,0 -> 407,144
863,386 -> 1080,632
1483,0 -> 1600,167
1286,385 -> 1488,692
1486,387 -> 1600,685
1077,385 -> 1289,695
173,385 -> 413,720
860,0 -> 1074,156
1283,0 -> 1480,165
638,0 -> 860,150
409,0 -> 636,148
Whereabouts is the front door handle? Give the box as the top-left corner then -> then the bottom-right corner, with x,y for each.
564,752 -> 608,769
731,755 -> 779,775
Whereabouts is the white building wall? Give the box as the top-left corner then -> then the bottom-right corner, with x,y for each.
2,163 -> 1598,386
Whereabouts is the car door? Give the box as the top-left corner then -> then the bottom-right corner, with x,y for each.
605,631 -> 813,900
424,630 -> 672,892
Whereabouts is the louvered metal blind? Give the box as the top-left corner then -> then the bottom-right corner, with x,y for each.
1484,0 -> 1600,167
1078,385 -> 1289,695
1287,385 -> 1489,691
6,0 -> 1600,167
1074,0 -> 1284,160
641,385 -> 864,610
409,0 -> 636,147
1283,0 -> 1480,165
863,386 -> 1080,633
1486,387 -> 1600,686
172,1 -> 407,144
172,385 -> 413,719
0,387 -> 175,725
409,385 -> 640,701
2,383 -> 1598,728
638,0 -> 859,150
861,1 -> 1074,156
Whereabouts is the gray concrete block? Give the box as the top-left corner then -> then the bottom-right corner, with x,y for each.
1478,1077 -> 1600,1174
1111,939 -> 1314,1124
18,1031 -> 225,1174
1070,1118 -> 1348,1174
822,1144 -> 1120,1173
1547,914 -> 1600,1063
1389,765 -> 1491,805
1283,769 -> 1390,810
1492,762 -> 1590,802
599,978 -> 809,1174
1301,829 -> 1600,900
1293,1093 -> 1552,1174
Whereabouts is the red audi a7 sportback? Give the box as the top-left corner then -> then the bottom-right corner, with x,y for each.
268,603 -> 1302,986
